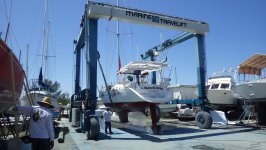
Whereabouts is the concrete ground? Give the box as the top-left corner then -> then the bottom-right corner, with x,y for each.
53,113 -> 266,150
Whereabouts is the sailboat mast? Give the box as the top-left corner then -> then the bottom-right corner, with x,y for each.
41,0 -> 48,80
116,0 -> 121,82
44,21 -> 50,79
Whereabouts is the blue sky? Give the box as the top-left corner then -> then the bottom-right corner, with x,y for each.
1,0 -> 266,95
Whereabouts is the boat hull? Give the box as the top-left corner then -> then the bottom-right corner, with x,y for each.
104,101 -> 152,113
0,39 -> 24,112
236,81 -> 266,101
207,90 -> 237,105
100,85 -> 173,113
20,91 -> 59,117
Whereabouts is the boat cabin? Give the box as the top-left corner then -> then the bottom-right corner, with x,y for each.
206,76 -> 235,91
118,61 -> 170,86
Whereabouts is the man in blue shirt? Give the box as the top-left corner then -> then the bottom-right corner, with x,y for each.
18,97 -> 55,150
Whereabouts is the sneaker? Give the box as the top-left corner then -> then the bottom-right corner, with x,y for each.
110,132 -> 114,134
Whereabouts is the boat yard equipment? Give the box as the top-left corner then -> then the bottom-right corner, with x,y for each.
71,1 -> 210,137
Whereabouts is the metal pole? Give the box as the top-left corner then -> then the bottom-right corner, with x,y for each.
195,34 -> 207,108
26,44 -> 29,78
9,50 -> 21,150
151,54 -> 156,84
86,18 -> 98,114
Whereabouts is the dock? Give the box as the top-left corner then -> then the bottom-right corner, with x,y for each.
52,113 -> 266,150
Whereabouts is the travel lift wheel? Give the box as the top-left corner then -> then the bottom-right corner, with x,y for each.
195,111 -> 213,129
86,117 -> 100,140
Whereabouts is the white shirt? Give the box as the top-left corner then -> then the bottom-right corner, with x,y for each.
103,110 -> 113,122
18,106 -> 54,141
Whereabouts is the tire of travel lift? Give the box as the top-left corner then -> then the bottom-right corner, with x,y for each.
195,111 -> 213,129
86,117 -> 100,140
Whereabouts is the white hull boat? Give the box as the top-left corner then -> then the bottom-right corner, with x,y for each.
20,89 -> 59,117
206,75 -> 238,106
236,54 -> 266,101
20,91 -> 58,109
236,79 -> 266,101
99,61 -> 173,122
99,61 -> 173,111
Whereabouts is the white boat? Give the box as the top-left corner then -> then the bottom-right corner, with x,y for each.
99,61 -> 173,121
20,79 -> 59,117
206,75 -> 238,106
236,54 -> 266,101
205,69 -> 245,120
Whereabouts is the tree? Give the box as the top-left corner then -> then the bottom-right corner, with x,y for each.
43,79 -> 70,105
58,92 -> 70,105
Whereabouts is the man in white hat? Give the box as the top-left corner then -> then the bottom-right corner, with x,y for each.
17,96 -> 55,150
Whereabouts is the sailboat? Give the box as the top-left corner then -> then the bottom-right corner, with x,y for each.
19,0 -> 59,116
99,61 -> 173,120
0,38 -> 24,112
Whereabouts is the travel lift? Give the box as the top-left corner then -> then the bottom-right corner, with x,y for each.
70,1 -> 211,139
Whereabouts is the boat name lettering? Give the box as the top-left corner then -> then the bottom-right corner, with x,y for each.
125,11 -> 187,28
143,86 -> 163,90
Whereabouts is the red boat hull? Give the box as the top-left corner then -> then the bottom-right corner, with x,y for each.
0,39 -> 24,112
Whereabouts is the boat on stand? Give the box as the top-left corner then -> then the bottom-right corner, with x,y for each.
206,69 -> 243,119
206,69 -> 239,108
99,61 -> 173,122
0,38 -> 24,113
236,53 -> 266,125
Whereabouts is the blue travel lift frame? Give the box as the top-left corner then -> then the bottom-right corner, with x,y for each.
70,17 -> 100,140
141,33 -> 213,130
70,2 -> 212,139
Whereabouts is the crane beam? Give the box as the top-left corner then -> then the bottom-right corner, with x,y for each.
141,32 -> 194,60
86,2 -> 209,34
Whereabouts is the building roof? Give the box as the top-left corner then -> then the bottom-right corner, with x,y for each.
238,53 -> 266,75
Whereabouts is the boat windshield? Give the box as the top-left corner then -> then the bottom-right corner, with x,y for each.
220,83 -> 230,89
210,84 -> 219,89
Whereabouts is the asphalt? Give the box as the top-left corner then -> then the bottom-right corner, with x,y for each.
52,113 -> 266,150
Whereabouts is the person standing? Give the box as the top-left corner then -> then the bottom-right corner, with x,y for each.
17,97 -> 55,150
103,107 -> 113,134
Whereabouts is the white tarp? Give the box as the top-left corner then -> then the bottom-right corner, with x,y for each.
210,110 -> 229,125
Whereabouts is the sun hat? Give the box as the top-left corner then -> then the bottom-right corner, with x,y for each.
37,97 -> 54,109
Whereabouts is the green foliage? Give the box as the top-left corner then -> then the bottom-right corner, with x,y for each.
43,79 -> 70,105
57,92 -> 70,105
44,79 -> 62,96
